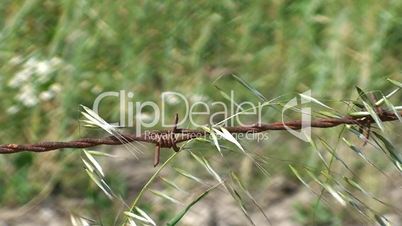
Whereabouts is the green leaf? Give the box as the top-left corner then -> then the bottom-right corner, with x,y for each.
81,159 -> 94,173
81,105 -> 141,158
167,185 -> 218,226
362,101 -> 384,131
372,132 -> 402,165
346,126 -> 371,145
201,126 -> 222,155
299,93 -> 333,110
344,177 -> 368,196
190,152 -> 223,184
308,138 -> 329,169
215,127 -> 245,152
81,105 -> 113,134
319,138 -> 354,173
150,189 -> 181,204
124,211 -> 148,224
174,167 -> 204,185
125,152 -> 180,222
81,149 -> 114,199
342,137 -> 363,155
189,151 -> 206,166
355,86 -> 371,104
84,169 -> 113,199
202,157 -> 223,183
124,207 -> 157,226
375,88 -> 400,106
348,200 -> 371,219
375,215 -> 391,226
289,165 -> 310,188
325,186 -> 346,206
344,177 -> 392,207
160,177 -> 186,193
348,111 -> 370,117
343,135 -> 391,175
83,150 -> 104,177
210,129 -> 222,155
306,171 -> 347,207
387,78 -> 402,88
127,219 -> 137,226
135,207 -> 156,226
396,161 -> 402,172
382,95 -> 402,122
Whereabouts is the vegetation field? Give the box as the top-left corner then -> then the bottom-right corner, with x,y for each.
0,0 -> 402,225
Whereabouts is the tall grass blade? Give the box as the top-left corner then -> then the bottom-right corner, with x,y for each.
160,177 -> 186,193
231,74 -> 267,102
83,150 -> 104,177
387,78 -> 402,88
228,185 -> 256,226
84,169 -> 113,199
174,167 -> 205,185
231,172 -> 271,225
167,184 -> 220,226
289,165 -> 310,188
149,189 -> 181,204
372,132 -> 402,167
134,207 -> 156,226
375,88 -> 400,106
124,211 -> 148,224
362,101 -> 384,131
383,95 -> 402,122
216,127 -> 245,152
374,215 -> 391,226
299,93 -> 333,110
81,105 -> 142,157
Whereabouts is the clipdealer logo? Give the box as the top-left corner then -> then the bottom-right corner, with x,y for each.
91,90 -> 312,142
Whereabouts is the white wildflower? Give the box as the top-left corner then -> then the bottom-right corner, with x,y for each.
9,56 -> 24,65
8,68 -> 33,88
36,58 -> 62,83
17,85 -> 38,107
35,57 -> 62,76
6,106 -> 20,115
8,56 -> 65,105
25,57 -> 39,68
50,83 -> 62,93
36,61 -> 52,75
39,90 -> 54,101
165,95 -> 180,105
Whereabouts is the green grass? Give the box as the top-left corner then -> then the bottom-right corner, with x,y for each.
0,0 -> 402,225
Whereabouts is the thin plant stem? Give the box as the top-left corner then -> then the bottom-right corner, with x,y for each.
123,140 -> 191,225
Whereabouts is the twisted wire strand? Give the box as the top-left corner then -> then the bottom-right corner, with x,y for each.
0,110 -> 400,154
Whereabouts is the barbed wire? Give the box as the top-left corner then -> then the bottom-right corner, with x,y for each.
1,110 -> 400,156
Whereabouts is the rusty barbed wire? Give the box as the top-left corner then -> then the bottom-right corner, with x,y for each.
0,109 -> 401,156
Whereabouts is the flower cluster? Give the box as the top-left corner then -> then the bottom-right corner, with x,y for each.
6,56 -> 64,113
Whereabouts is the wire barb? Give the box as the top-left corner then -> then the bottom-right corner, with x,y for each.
154,113 -> 180,167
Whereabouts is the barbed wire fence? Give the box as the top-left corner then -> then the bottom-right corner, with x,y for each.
1,108 -> 401,162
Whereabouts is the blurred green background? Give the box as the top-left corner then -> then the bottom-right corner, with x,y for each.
0,0 -> 402,225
